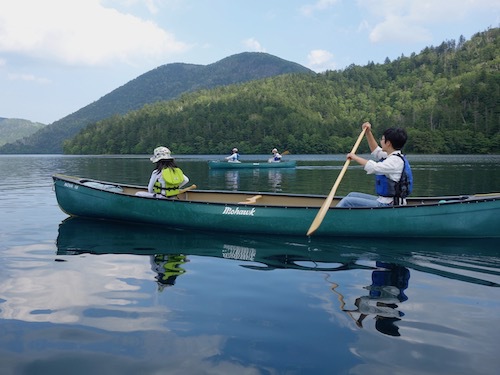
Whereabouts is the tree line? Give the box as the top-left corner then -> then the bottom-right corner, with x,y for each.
64,27 -> 500,155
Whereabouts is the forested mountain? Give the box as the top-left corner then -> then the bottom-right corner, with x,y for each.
0,118 -> 45,146
0,53 -> 313,154
65,27 -> 499,155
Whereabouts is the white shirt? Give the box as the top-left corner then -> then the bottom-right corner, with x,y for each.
364,147 -> 405,204
356,296 -> 403,318
225,152 -> 240,162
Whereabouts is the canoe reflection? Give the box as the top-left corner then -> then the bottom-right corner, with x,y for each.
57,217 -> 500,282
57,217 -> 499,336
56,217 -> 373,273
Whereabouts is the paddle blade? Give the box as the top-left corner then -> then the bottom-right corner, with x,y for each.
306,160 -> 350,236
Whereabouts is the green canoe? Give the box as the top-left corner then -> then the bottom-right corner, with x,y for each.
52,174 -> 500,238
208,160 -> 297,169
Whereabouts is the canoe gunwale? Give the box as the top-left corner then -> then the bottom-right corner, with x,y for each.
52,174 -> 499,209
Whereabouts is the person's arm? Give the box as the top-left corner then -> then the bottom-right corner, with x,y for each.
147,171 -> 158,193
347,152 -> 368,166
363,122 -> 379,152
345,122 -> 379,166
179,174 -> 189,188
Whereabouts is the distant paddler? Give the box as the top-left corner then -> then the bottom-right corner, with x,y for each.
226,147 -> 241,163
268,148 -> 282,163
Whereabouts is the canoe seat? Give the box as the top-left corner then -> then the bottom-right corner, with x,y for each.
238,195 -> 263,204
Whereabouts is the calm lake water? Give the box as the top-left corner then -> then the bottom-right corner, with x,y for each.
1,154 -> 499,375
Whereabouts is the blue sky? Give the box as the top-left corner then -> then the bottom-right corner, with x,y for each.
0,0 -> 498,124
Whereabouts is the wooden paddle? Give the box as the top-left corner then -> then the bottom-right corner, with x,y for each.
269,150 -> 289,163
306,128 -> 367,236
179,184 -> 197,194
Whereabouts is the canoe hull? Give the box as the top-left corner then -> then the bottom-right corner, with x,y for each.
52,174 -> 500,238
209,160 -> 296,169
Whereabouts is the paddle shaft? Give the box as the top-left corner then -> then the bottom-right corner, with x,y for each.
179,184 -> 196,194
306,128 -> 367,236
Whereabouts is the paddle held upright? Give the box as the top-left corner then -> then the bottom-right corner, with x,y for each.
306,128 -> 367,236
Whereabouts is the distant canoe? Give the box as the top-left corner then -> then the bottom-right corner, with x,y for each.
52,173 -> 500,238
209,160 -> 296,169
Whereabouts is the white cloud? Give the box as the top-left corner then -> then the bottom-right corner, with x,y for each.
300,0 -> 340,17
243,38 -> 266,52
103,0 -> 170,15
7,73 -> 51,85
307,49 -> 336,72
144,0 -> 160,14
357,0 -> 500,44
369,15 -> 433,43
0,0 -> 190,67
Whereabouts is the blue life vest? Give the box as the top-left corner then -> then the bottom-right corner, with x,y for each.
375,154 -> 413,204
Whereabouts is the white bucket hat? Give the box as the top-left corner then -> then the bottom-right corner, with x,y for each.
150,146 -> 173,162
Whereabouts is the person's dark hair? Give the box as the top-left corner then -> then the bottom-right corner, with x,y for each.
155,159 -> 178,172
383,127 -> 407,150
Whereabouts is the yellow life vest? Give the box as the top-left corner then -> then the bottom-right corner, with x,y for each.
153,167 -> 184,197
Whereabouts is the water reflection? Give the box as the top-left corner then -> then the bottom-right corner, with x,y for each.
343,262 -> 410,337
56,217 -> 363,272
225,170 -> 239,190
208,168 -> 295,191
267,169 -> 282,192
150,254 -> 188,290
57,218 -> 500,289
2,155 -> 500,374
54,217 -> 500,346
1,217 -> 496,373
